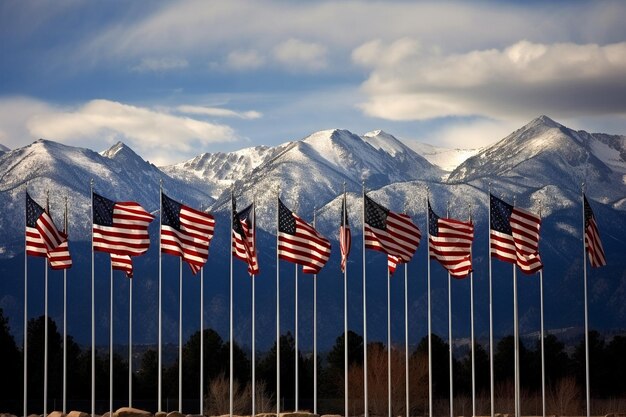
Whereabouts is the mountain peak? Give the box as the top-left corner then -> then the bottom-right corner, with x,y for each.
101,141 -> 143,162
528,115 -> 562,129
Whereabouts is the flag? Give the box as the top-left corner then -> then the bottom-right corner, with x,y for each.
48,241 -> 72,270
26,192 -> 66,257
93,193 -> 154,256
232,197 -> 259,276
490,194 -> 543,274
387,255 -> 401,275
278,198 -> 331,274
161,192 -> 215,274
111,254 -> 133,278
364,195 -> 421,263
339,195 -> 351,273
584,195 -> 607,267
428,202 -> 474,277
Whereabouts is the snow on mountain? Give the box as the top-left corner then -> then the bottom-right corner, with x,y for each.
160,144 -> 281,199
408,141 -> 480,173
0,139 -> 212,256
0,143 -> 9,153
211,129 -> 443,229
448,116 -> 626,207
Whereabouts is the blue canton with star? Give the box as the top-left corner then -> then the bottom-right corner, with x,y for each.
26,192 -> 45,227
93,193 -> 116,226
364,195 -> 388,229
490,194 -> 513,234
278,198 -> 296,234
428,202 -> 440,236
161,192 -> 182,230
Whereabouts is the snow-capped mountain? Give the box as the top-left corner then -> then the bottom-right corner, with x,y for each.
161,144 -> 281,199
408,141 -> 480,173
0,143 -> 9,153
448,116 -> 626,208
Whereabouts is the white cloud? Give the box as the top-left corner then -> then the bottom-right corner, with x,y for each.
131,57 -> 188,72
273,39 -> 327,71
226,49 -> 265,70
177,105 -> 262,119
0,97 -> 238,165
355,40 -> 626,121
423,119 -> 523,150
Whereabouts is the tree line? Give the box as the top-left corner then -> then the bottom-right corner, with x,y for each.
1,307 -> 624,415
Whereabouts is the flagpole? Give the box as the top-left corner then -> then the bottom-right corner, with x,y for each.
158,180 -> 163,412
539,201 -> 545,417
362,181 -> 369,417
200,265 -> 204,416
91,179 -> 96,417
23,187 -> 28,417
582,185 -> 590,417
404,263 -> 409,417
313,209 -> 318,416
63,196 -> 68,415
295,262 -> 299,412
230,189 -> 234,417
513,198 -> 520,417
179,258 -> 183,413
426,189 -> 432,417
110,261 -> 114,417
129,268 -> 133,407
44,190 -> 50,417
252,196 -> 257,417
387,267 -> 392,417
469,203 -> 475,417
488,184 -> 494,417
276,187 -> 281,415
343,185 -> 349,417
446,202 -> 453,417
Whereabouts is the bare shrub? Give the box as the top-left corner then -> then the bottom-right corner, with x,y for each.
547,376 -> 582,416
204,373 -> 257,415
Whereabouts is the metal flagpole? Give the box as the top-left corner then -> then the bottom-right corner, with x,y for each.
513,199 -> 520,417
343,185 -> 349,417
91,179 -> 96,417
387,268 -> 392,417
488,184 -> 494,417
129,268 -> 133,407
405,263 -> 409,417
362,181 -> 369,417
295,263 -> 299,411
200,266 -> 204,416
313,209 -> 318,415
469,203 -> 476,417
539,201 -> 545,417
63,196 -> 68,415
426,189 -> 432,417
44,190 -> 49,417
24,187 -> 28,417
276,187 -> 281,415
158,180 -> 163,412
582,185 -> 590,417
110,262 -> 114,417
252,196 -> 257,417
230,189 -> 234,417
179,258 -> 183,413
447,203 -> 453,417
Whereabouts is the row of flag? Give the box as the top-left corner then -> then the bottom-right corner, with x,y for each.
25,190 -> 607,279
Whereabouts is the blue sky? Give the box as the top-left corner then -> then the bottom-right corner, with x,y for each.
1,0 -> 626,165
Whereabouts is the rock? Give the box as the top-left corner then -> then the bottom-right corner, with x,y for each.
28,414 -> 40,417
66,412 -> 89,417
256,413 -> 277,417
47,412 -> 65,417
166,412 -> 184,417
279,413 -> 318,417
116,408 -> 152,417
321,415 -> 342,417
155,412 -> 167,417
1,413 -> 18,417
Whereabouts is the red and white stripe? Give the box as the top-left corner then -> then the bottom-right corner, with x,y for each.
511,207 -> 543,274
279,214 -> 331,275
365,212 -> 421,263
48,240 -> 72,270
429,217 -> 474,278
387,255 -> 401,275
585,213 -> 606,268
37,211 -> 66,251
26,226 -> 47,257
93,202 -> 154,256
161,205 -> 215,273
233,217 -> 260,276
111,253 -> 133,278
490,229 -> 517,264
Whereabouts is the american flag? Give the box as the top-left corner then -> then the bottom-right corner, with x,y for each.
490,194 -> 543,274
387,255 -> 401,275
161,192 -> 215,274
232,197 -> 259,276
364,195 -> 421,263
26,192 -> 66,257
48,202 -> 72,270
93,193 -> 154,256
111,253 -> 133,278
278,198 -> 331,274
428,202 -> 474,278
584,195 -> 607,268
339,195 -> 351,273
